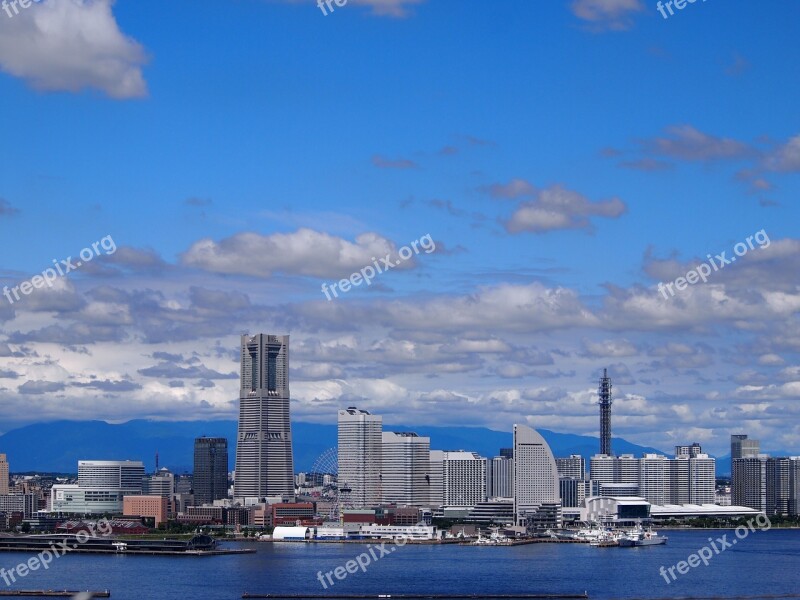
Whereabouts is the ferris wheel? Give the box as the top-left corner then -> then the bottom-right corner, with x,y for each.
309,447 -> 353,521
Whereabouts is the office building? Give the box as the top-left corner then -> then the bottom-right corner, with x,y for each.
513,424 -> 559,527
234,334 -> 294,499
50,460 -> 145,514
430,451 -> 486,509
194,437 -> 229,505
0,454 -> 8,495
487,455 -> 513,499
338,407 -> 382,508
143,468 -> 175,498
731,434 -> 760,460
381,432 -> 430,506
556,455 -> 585,480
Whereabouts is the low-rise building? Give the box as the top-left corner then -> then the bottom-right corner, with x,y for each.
123,495 -> 168,527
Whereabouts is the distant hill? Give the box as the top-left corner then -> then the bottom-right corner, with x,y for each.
0,419 -> 670,474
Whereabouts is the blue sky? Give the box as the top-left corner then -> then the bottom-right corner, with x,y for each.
1,0 -> 799,456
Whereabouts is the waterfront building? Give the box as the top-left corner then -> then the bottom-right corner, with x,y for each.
123,495 -> 168,526
766,457 -> 791,516
234,334 -> 294,500
381,432 -> 430,506
688,454 -> 716,505
732,456 -> 767,512
790,457 -> 800,516
338,407 -> 382,508
50,460 -> 145,514
194,437 -> 229,505
513,424 -> 560,527
432,451 -> 486,509
639,454 -> 670,506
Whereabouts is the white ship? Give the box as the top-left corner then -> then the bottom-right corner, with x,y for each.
618,524 -> 667,547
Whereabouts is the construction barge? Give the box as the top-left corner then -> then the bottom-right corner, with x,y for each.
0,534 -> 254,556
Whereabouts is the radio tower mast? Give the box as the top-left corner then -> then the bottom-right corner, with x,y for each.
598,368 -> 613,456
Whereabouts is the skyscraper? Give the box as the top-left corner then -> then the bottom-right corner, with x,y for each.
0,454 -> 8,495
194,437 -> 229,505
556,455 -> 586,479
731,434 -> 760,459
598,368 -> 613,456
513,424 -> 559,526
381,431 -> 430,506
338,407 -> 382,508
733,456 -> 767,511
234,334 -> 294,499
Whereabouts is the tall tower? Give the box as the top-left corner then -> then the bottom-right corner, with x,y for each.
194,437 -> 229,505
234,334 -> 294,499
598,368 -> 613,456
338,407 -> 382,508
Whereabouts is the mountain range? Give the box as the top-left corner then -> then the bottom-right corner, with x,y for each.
0,419 -> 666,474
0,419 -> 772,476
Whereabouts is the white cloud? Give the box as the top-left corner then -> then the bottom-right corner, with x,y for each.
0,0 -> 148,98
505,185 -> 627,234
181,228 -> 415,279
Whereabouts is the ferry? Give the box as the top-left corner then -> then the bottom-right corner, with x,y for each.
618,524 -> 667,547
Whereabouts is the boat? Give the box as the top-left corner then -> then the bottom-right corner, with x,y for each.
472,527 -> 512,545
618,524 -> 667,547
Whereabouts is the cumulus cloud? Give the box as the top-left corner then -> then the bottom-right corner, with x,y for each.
570,0 -> 644,30
181,228 -> 416,279
0,0 -> 148,99
504,185 -> 627,234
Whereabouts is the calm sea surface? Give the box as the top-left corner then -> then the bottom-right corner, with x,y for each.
0,529 -> 798,599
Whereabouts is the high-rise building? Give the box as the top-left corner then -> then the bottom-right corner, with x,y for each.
766,457 -> 790,516
431,451 -> 486,508
556,455 -> 585,479
732,456 -> 767,512
675,443 -> 703,458
688,454 -> 715,504
513,424 -> 559,526
731,434 -> 760,460
381,432 -> 430,506
338,407 -> 382,508
598,369 -> 613,456
590,451 -> 715,506
194,437 -> 229,505
487,455 -> 514,499
639,454 -> 670,505
789,458 -> 800,516
143,468 -> 175,498
234,334 -> 294,499
0,454 -> 8,495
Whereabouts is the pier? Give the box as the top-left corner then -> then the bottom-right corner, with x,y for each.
0,591 -> 110,598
